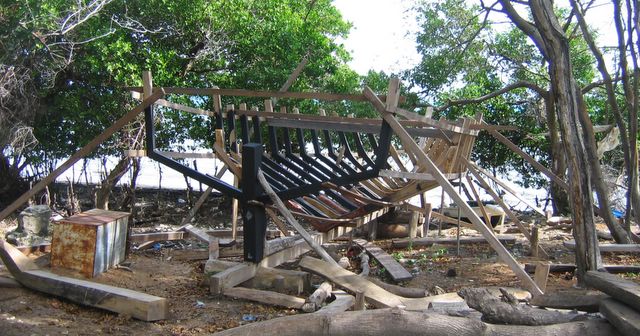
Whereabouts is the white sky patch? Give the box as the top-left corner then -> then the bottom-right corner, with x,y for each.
333,0 -> 421,75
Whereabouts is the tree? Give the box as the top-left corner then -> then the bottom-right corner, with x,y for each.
0,0 -> 357,210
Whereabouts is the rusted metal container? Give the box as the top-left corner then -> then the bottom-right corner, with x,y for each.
51,209 -> 129,278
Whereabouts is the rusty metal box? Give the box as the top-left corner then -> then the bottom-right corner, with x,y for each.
51,209 -> 129,278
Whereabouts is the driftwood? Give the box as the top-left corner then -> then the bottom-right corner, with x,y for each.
316,290 -> 355,315
214,308 -> 618,336
460,287 -> 589,325
366,277 -> 427,298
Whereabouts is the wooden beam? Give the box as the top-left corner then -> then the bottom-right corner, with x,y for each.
257,170 -> 338,266
124,149 -> 218,159
210,263 -> 257,295
365,85 -> 541,296
533,262 -> 550,292
223,287 -> 305,309
529,290 -> 608,312
129,86 -> 403,103
599,298 -> 640,336
315,290 -> 355,315
129,231 -> 187,243
563,241 -> 640,253
0,90 -> 164,222
585,271 -> 640,312
487,128 -> 569,191
379,170 -> 460,181
470,162 -> 546,216
353,239 -> 412,282
525,263 -> 640,274
253,267 -> 309,294
392,235 -> 517,248
299,256 -> 464,311
0,240 -> 167,321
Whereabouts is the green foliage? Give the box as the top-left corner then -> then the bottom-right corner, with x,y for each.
1,0 -> 362,177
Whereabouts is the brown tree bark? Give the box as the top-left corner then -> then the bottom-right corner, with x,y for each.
545,95 -> 570,214
499,0 -> 602,285
94,157 -> 130,210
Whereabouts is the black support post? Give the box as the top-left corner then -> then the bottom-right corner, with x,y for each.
241,143 -> 268,262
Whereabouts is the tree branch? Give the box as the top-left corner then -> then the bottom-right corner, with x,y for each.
429,81 -> 548,112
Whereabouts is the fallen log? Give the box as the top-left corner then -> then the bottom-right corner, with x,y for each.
0,240 -> 168,321
214,308 -> 618,336
529,290 -> 609,313
366,277 -> 427,298
316,290 -> 354,315
459,287 -> 589,325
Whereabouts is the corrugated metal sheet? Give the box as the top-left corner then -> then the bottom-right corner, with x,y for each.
51,209 -> 129,278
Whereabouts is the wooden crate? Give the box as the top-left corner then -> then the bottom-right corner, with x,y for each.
51,209 -> 129,278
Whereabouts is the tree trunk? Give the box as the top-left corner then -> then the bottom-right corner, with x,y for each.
95,157 -> 130,210
545,95 -> 570,214
214,308 -> 618,336
525,0 -> 602,285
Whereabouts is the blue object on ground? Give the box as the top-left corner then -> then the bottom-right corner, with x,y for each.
612,209 -> 624,219
242,314 -> 256,322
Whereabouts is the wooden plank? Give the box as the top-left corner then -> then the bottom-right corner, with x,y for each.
353,239 -> 412,282
253,267 -> 309,294
129,231 -> 186,243
0,90 -> 164,222
0,240 -> 167,321
487,128 -> 569,191
124,149 -> 218,159
563,241 -> 640,253
180,224 -> 212,243
315,290 -> 355,315
130,86 -> 402,103
257,170 -> 338,266
533,262 -> 550,293
167,248 -> 209,261
210,263 -> 257,295
365,86 -> 542,296
529,290 -> 608,312
379,170 -> 460,181
16,243 -> 51,256
470,162 -> 546,216
223,287 -> 305,309
585,271 -> 640,311
299,256 -> 463,311
600,298 -> 640,336
392,235 -> 517,248
525,263 -> 640,274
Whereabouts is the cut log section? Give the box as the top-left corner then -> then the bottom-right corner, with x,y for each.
584,271 -> 640,312
600,298 -> 640,336
0,240 -> 167,321
353,239 -> 412,282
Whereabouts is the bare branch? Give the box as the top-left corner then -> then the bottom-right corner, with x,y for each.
427,81 -> 548,112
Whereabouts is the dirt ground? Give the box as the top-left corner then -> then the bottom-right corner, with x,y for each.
1,188 -> 639,335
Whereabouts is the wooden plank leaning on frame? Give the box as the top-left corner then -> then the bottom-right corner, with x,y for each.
363,79 -> 543,296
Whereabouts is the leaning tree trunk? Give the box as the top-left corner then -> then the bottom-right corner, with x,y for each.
545,94 -> 570,214
95,157 -> 130,210
528,0 -> 602,285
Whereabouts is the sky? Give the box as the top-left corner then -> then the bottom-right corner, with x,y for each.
333,0 -> 618,76
332,0 -> 421,75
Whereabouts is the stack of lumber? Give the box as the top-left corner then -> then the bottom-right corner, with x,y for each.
585,271 -> 640,336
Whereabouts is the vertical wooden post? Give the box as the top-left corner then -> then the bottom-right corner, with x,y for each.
530,225 -> 540,258
409,211 -> 419,239
241,143 -> 267,263
354,290 -> 366,311
423,202 -> 432,238
367,219 -> 378,241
